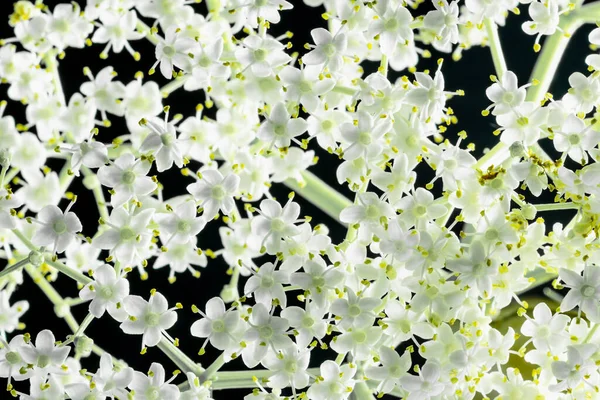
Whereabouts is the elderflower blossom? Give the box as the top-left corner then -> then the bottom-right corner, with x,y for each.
4,0 -> 600,399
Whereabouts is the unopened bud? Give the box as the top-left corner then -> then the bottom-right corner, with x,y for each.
75,335 -> 94,358
0,148 -> 10,168
28,251 -> 44,267
509,141 -> 525,158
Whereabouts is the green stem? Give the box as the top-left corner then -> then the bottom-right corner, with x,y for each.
0,165 -> 7,187
208,368 -> 321,390
11,229 -> 92,285
284,170 -> 352,225
161,77 -> 189,97
157,337 -> 204,377
584,323 -> 599,343
63,312 -> 95,346
484,18 -> 507,77
4,167 -> 19,184
200,353 -> 225,382
534,202 -> 580,212
332,85 -> 358,96
82,166 -> 109,220
0,256 -> 30,280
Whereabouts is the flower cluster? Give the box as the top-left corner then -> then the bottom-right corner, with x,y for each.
2,0 -> 600,399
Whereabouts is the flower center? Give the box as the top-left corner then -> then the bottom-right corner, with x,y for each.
568,134 -> 581,145
414,205 -> 427,217
502,92 -> 515,104
312,275 -> 325,287
99,285 -> 114,300
254,48 -> 267,61
144,312 -> 160,327
37,354 -> 50,368
146,387 -> 160,400
321,120 -> 333,131
323,43 -> 336,57
6,351 -> 21,365
259,325 -> 273,340
120,227 -> 136,241
122,170 -> 136,185
162,45 -> 176,58
384,18 -> 399,31
53,219 -> 67,234
271,218 -> 285,232
261,276 -> 275,288
302,316 -> 314,328
160,133 -> 174,146
299,81 -> 312,93
365,204 -> 380,220
211,185 -> 225,200
177,220 -> 191,233
212,320 -> 225,333
274,125 -> 287,136
582,285 -> 596,298
358,131 -> 372,145
348,304 -> 361,317
284,359 -> 298,373
352,330 -> 367,343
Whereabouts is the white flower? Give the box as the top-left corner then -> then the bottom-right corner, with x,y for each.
522,0 -> 560,51
0,291 -> 28,338
242,303 -> 294,368
0,334 -> 33,382
47,3 -> 93,50
93,353 -> 133,400
31,204 -> 82,254
25,93 -> 64,141
91,10 -> 144,58
241,0 -> 293,27
235,35 -> 291,78
155,200 -> 206,244
553,114 -> 600,164
399,362 -> 445,399
307,360 -> 356,400
190,297 -> 244,359
97,153 -> 157,207
79,264 -> 129,319
485,71 -> 526,116
252,198 -> 301,254
365,347 -> 411,394
521,302 -> 570,352
262,345 -> 310,389
20,330 -> 70,378
0,188 -> 23,229
257,102 -> 307,148
58,93 -> 96,143
446,240 -> 497,296
370,2 -> 414,55
128,362 -> 180,400
563,72 -> 600,114
184,38 -> 230,92
396,187 -> 448,229
559,265 -> 600,321
405,68 -> 449,121
152,27 -> 196,79
281,303 -> 328,348
290,257 -> 346,307
302,28 -> 347,72
339,192 -> 395,231
340,110 -> 391,161
140,114 -> 184,172
244,262 -> 288,308
423,0 -> 460,48
187,169 -> 240,219
330,289 -> 380,329
15,166 -> 61,212
180,372 -> 213,400
120,292 -> 178,349
80,66 -> 126,118
550,344 -> 598,392
10,132 -> 46,173
92,207 -> 155,267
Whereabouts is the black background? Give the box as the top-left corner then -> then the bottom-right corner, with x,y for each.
0,0 -> 595,398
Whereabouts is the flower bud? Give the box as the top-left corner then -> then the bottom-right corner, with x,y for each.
28,250 -> 44,267
75,335 -> 94,358
521,205 -> 536,220
0,148 -> 10,168
509,141 -> 525,158
220,285 -> 239,303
